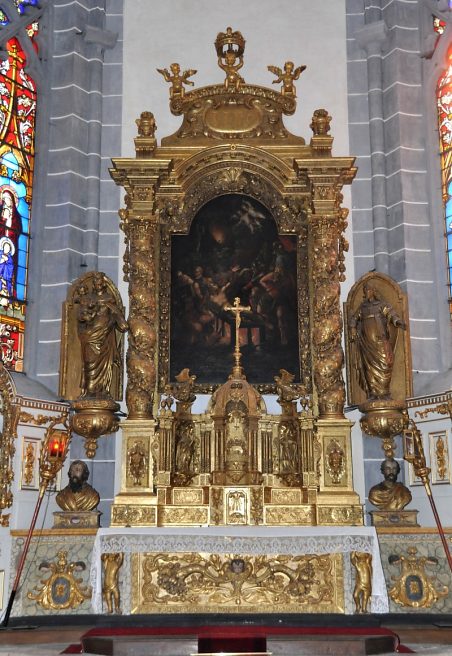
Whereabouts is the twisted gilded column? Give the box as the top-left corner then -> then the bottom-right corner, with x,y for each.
303,111 -> 356,419
120,210 -> 158,419
111,113 -> 172,420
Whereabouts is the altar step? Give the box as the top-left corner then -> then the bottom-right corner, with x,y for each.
78,628 -> 404,656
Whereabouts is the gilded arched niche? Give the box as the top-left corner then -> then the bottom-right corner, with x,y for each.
156,154 -> 311,394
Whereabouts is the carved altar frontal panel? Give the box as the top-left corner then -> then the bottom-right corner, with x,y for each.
131,551 -> 344,614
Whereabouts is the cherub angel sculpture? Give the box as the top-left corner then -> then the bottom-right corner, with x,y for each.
267,61 -> 306,97
157,63 -> 197,99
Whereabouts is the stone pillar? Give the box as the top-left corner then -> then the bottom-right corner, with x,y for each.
355,20 -> 390,274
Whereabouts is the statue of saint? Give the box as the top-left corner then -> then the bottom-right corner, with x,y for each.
279,423 -> 299,474
175,422 -> 195,474
56,460 -> 100,512
128,441 -> 147,486
75,273 -> 128,398
368,458 -> 412,511
349,283 -> 406,399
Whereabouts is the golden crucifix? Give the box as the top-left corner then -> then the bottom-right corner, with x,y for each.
224,297 -> 251,378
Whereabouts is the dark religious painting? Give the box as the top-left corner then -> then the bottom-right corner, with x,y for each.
170,194 -> 300,385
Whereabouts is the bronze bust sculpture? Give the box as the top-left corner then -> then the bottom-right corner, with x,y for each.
368,459 -> 412,511
56,460 -> 100,512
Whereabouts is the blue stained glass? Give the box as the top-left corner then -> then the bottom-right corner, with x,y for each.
448,250 -> 452,267
16,267 -> 25,284
16,283 -> 24,300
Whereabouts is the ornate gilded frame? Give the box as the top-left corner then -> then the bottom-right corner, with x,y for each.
110,29 -> 356,421
156,152 -> 310,394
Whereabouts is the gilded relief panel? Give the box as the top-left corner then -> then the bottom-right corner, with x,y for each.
132,551 -> 344,614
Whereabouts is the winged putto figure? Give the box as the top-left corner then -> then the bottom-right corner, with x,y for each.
157,63 -> 197,99
267,61 -> 306,97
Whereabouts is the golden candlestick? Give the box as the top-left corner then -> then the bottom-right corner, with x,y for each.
224,297 -> 251,379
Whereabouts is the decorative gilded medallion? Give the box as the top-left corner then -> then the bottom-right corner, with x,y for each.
388,547 -> 448,608
27,550 -> 91,610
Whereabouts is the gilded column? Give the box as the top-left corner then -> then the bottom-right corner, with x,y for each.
120,210 -> 158,419
303,109 -> 355,419
111,113 -> 172,420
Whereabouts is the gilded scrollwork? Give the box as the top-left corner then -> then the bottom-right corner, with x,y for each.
19,411 -> 54,425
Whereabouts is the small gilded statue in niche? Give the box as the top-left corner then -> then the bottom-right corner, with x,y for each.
101,552 -> 123,614
349,283 -> 406,400
128,440 -> 147,486
56,460 -> 100,512
351,551 -> 372,613
279,422 -> 299,475
174,421 -> 196,482
267,61 -> 306,97
157,63 -> 197,99
75,272 -> 128,399
368,458 -> 412,511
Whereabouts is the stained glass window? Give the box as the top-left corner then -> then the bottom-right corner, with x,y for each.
0,0 -> 39,371
437,43 -> 452,314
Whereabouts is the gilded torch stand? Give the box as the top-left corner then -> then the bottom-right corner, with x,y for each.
0,417 -> 70,628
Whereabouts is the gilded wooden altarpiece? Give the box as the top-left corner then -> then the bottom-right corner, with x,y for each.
109,28 -> 361,531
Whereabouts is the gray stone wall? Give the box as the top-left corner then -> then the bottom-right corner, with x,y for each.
345,0 -> 452,510
23,0 -> 123,392
346,0 -> 448,395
